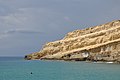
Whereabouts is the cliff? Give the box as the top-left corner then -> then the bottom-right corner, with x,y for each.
25,20 -> 120,63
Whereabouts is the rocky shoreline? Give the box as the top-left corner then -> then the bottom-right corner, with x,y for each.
25,20 -> 120,63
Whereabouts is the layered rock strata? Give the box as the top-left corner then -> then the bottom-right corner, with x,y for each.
25,20 -> 120,63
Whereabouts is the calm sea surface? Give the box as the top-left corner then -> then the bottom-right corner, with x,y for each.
0,57 -> 120,80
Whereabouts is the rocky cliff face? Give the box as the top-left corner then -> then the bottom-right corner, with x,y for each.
25,20 -> 120,63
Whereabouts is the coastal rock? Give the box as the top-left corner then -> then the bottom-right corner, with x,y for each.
25,20 -> 120,63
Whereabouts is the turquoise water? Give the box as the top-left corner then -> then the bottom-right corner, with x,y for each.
0,57 -> 120,80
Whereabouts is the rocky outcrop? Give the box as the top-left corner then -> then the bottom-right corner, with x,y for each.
25,20 -> 120,63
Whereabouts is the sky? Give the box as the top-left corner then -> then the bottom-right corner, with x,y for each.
0,0 -> 120,56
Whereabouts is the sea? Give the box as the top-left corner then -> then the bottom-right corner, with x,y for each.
0,57 -> 120,80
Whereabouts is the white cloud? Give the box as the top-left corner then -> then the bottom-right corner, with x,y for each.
2,29 -> 41,34
4,29 -> 42,34
0,7 -> 65,31
0,29 -> 42,40
0,9 -> 28,28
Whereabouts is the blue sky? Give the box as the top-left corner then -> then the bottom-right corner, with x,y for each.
0,0 -> 120,56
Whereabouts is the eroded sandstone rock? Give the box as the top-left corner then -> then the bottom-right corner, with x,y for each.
25,20 -> 120,63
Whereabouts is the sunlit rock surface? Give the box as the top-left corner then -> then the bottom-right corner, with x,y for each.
25,20 -> 120,63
